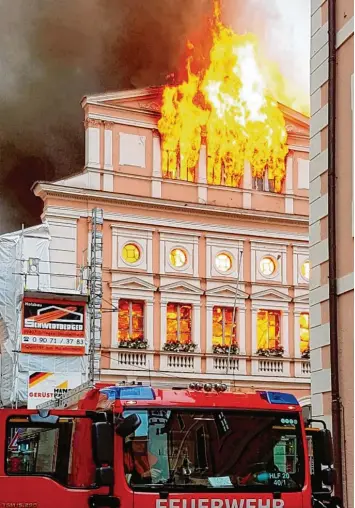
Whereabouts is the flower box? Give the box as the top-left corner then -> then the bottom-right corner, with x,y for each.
212,344 -> 239,355
301,348 -> 310,359
163,341 -> 197,353
118,339 -> 148,350
256,346 -> 284,357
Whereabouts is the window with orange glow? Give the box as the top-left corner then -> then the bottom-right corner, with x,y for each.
212,306 -> 237,346
257,310 -> 281,350
301,260 -> 310,281
118,300 -> 144,343
166,303 -> 192,344
300,313 -> 310,353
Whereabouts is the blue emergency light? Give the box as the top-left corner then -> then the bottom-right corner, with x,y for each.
100,385 -> 155,401
259,391 -> 299,405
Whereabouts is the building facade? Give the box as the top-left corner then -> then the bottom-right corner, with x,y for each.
310,0 -> 354,504
32,87 -> 311,401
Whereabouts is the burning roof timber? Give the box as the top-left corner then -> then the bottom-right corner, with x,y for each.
82,1 -> 309,195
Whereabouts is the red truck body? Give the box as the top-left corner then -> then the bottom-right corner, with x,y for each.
0,383 -> 332,508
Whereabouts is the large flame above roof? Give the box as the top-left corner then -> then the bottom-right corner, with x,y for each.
158,0 -> 289,192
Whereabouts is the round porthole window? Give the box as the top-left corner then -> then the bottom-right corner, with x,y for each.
259,256 -> 277,277
215,253 -> 233,273
170,248 -> 187,268
122,243 -> 141,264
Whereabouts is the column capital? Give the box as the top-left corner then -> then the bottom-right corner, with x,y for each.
103,121 -> 115,129
84,118 -> 102,129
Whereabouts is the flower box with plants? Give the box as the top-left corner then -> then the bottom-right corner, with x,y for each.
163,341 -> 197,353
301,347 -> 310,359
212,344 -> 239,355
256,345 -> 284,357
118,338 -> 148,350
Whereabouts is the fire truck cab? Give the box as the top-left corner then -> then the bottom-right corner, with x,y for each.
0,383 -> 341,508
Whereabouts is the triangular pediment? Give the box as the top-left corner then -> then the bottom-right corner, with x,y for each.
251,288 -> 292,302
279,103 -> 310,137
83,87 -> 162,113
205,285 -> 248,299
83,87 -> 309,134
159,281 -> 203,295
293,293 -> 309,304
110,277 -> 157,292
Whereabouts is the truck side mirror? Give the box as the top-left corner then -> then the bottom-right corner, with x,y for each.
116,413 -> 141,438
321,467 -> 336,487
319,429 -> 334,466
92,421 -> 113,466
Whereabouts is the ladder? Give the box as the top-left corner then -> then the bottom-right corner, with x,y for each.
36,381 -> 93,410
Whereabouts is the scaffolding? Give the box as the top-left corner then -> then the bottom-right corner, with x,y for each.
88,208 -> 104,385
26,208 -> 104,411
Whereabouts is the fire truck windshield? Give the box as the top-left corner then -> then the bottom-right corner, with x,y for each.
122,409 -> 304,492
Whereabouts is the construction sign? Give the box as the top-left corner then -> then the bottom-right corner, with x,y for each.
27,371 -> 82,409
21,296 -> 86,355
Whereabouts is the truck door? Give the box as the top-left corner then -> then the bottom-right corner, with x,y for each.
0,408 -> 109,508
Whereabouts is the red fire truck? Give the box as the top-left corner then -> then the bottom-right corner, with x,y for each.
0,382 -> 341,508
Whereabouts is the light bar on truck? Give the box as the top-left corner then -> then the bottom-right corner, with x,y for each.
259,391 -> 299,405
100,386 -> 155,401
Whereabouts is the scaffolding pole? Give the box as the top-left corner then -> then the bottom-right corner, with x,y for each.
88,208 -> 103,385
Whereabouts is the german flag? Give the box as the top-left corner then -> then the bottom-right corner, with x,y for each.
29,372 -> 53,388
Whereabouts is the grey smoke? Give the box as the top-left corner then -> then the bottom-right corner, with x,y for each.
0,0 -> 309,233
0,0 -> 213,232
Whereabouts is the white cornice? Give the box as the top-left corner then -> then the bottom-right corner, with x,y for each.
34,182 -> 309,227
88,112 -> 156,129
41,204 -> 309,242
82,86 -> 162,106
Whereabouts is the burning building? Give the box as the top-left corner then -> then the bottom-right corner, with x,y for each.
26,6 -> 311,402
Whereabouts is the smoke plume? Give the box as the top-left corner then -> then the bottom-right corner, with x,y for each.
0,0 -> 213,232
0,0 -> 309,233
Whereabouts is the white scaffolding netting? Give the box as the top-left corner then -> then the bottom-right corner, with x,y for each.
0,223 -> 87,407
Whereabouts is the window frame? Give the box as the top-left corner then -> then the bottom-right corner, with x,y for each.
120,241 -> 142,267
257,309 -> 282,350
300,260 -> 310,283
4,413 -> 97,490
299,312 -> 310,354
212,306 -> 237,346
259,255 -> 278,278
166,302 -> 193,344
118,299 -> 145,343
252,169 -> 283,193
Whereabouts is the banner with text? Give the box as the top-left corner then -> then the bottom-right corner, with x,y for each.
21,296 -> 86,355
27,371 -> 82,409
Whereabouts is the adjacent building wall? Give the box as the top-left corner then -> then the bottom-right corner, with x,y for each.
310,0 -> 354,505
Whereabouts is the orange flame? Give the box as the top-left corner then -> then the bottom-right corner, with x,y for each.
158,0 -> 289,192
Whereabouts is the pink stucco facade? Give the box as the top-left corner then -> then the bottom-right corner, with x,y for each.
33,87 -> 311,404
310,0 -> 354,505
